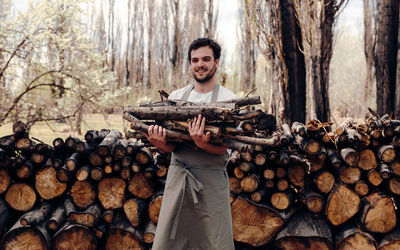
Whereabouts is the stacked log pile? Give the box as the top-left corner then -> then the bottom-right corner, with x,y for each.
125,99 -> 400,250
0,121 -> 168,249
0,101 -> 400,249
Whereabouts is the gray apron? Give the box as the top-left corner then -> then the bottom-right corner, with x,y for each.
152,84 -> 234,250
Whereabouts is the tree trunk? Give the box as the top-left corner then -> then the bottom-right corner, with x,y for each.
374,0 -> 399,116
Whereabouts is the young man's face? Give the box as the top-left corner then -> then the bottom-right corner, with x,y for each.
190,46 -> 219,84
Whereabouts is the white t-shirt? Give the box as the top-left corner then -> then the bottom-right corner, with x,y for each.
168,84 -> 238,102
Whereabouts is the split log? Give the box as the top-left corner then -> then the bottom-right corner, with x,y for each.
45,205 -> 65,233
354,180 -> 370,197
128,173 -> 155,199
378,145 -> 396,163
68,203 -> 102,228
327,148 -> 341,168
288,164 -> 305,190
270,191 -> 294,211
66,152 -> 80,172
16,160 -> 34,179
56,164 -> 72,183
314,171 -> 335,194
143,221 -> 157,244
240,174 -> 260,193
326,184 -> 361,226
90,167 -> 104,181
340,148 -> 359,167
299,191 -> 325,214
358,149 -> 378,171
76,165 -> 90,181
250,189 -> 267,203
1,220 -> 50,250
274,212 -> 333,250
96,129 -> 122,156
367,169 -> 383,187
148,192 -> 163,224
20,202 -> 52,226
361,192 -> 397,233
335,225 -> 377,250
276,178 -> 289,192
52,222 -> 97,250
84,129 -> 110,144
390,160 -> 400,176
98,177 -> 126,209
102,210 -> 115,224
379,226 -> 400,250
70,180 -> 96,209
338,166 -> 361,184
239,162 -> 255,173
5,183 -> 37,212
379,162 -> 392,179
89,152 -> 103,167
388,176 -> 400,195
231,197 -> 285,247
0,168 -> 11,194
123,198 -> 147,227
105,216 -> 144,250
135,147 -> 153,165
112,139 -> 128,160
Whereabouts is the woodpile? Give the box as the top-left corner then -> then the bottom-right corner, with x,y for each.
0,122 -> 165,249
0,103 -> 400,249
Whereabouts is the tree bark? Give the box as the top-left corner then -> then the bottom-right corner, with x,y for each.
374,0 -> 399,116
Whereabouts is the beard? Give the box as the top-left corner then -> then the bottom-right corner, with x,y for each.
192,63 -> 217,84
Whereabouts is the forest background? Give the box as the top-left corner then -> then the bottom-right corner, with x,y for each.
0,0 -> 397,143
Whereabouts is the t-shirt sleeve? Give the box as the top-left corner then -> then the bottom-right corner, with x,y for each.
168,90 -> 179,100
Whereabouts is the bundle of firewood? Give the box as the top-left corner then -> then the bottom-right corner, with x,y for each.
123,96 -> 277,152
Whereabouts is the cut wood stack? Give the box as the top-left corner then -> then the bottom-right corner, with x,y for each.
1,105 -> 400,249
0,122 -> 169,249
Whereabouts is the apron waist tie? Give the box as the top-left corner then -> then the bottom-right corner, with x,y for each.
170,166 -> 204,240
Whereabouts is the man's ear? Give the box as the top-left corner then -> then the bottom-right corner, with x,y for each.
215,58 -> 220,68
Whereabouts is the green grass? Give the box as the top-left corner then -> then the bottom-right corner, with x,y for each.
0,113 -> 127,145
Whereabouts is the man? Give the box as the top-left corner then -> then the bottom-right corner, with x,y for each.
147,38 -> 236,250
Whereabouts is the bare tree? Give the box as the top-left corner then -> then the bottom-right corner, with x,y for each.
374,0 -> 399,116
147,0 -> 154,90
363,0 -> 376,106
245,0 -> 306,125
293,0 -> 348,122
238,0 -> 256,92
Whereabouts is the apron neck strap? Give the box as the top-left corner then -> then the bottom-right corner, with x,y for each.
181,83 -> 220,102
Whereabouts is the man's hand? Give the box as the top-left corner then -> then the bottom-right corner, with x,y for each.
188,114 -> 211,148
188,114 -> 226,155
141,124 -> 175,153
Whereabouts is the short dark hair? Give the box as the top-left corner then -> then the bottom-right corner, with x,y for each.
188,38 -> 221,62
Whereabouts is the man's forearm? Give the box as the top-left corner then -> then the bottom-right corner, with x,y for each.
155,142 -> 176,154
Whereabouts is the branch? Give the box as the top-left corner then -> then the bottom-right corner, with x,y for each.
0,70 -> 77,124
25,102 -> 85,128
0,36 -> 29,80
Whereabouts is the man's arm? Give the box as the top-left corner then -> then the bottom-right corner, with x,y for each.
188,114 -> 227,155
142,124 -> 176,153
